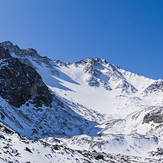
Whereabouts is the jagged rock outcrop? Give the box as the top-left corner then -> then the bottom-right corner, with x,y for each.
1,41 -> 163,162
115,79 -> 137,93
0,41 -> 59,76
144,79 -> 163,94
143,107 -> 163,123
0,46 -> 52,108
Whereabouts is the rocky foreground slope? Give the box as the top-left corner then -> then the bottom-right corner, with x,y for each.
0,41 -> 163,162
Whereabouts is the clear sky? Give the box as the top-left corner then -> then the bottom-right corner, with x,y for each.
0,0 -> 163,80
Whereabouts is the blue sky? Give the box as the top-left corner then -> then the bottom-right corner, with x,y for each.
0,0 -> 163,79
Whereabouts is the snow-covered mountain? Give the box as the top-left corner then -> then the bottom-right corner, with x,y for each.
0,41 -> 163,162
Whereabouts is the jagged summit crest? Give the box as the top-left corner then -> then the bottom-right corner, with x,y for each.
85,57 -> 107,64
1,41 -> 112,70
0,41 -> 57,72
0,41 -> 40,58
54,57 -> 109,67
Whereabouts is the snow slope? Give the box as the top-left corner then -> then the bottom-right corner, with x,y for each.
51,58 -> 157,118
0,122 -> 163,163
1,41 -> 163,162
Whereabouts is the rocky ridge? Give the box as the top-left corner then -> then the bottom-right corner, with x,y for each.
0,41 -> 163,162
0,45 -> 52,108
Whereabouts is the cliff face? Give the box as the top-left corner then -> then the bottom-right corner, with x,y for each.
0,46 -> 52,108
0,42 -> 101,140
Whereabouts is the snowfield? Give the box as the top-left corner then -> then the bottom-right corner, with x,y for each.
0,41 -> 163,162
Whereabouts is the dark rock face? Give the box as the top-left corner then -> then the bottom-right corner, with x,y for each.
83,58 -> 103,76
0,46 -> 52,108
143,107 -> 163,123
144,80 -> 163,94
0,46 -> 11,59
83,58 -> 108,88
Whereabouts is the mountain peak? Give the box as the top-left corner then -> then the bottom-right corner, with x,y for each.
0,41 -> 21,53
0,41 -> 163,162
0,41 -> 14,47
0,47 -> 53,108
84,57 -> 108,65
0,41 -> 40,59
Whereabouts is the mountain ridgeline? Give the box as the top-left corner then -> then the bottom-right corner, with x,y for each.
0,41 -> 163,162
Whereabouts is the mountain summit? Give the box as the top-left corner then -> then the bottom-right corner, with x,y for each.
0,46 -> 52,108
0,41 -> 163,162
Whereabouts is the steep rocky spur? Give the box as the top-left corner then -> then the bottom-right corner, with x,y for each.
0,46 -> 52,108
